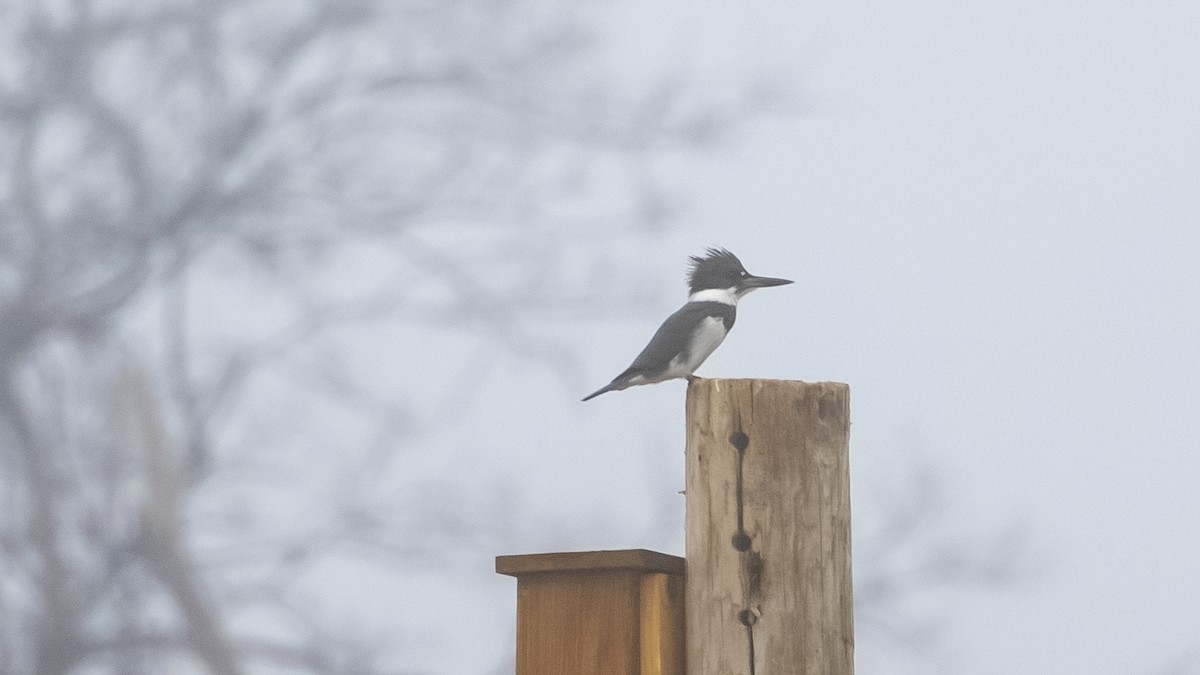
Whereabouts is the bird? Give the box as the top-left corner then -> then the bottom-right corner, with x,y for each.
582,248 -> 792,401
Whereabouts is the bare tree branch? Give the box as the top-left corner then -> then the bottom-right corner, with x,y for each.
0,1 -> 789,673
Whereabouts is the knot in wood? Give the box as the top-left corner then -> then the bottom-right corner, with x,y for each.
729,430 -> 750,452
738,607 -> 761,626
731,531 -> 752,551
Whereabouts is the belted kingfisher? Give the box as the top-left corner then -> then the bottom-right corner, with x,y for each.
582,248 -> 792,401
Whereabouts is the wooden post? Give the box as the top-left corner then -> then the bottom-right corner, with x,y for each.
686,379 -> 854,674
496,549 -> 686,675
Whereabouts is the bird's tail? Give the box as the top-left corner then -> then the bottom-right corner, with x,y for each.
582,368 -> 640,401
581,383 -> 618,401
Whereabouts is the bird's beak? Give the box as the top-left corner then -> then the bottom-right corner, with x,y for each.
742,274 -> 793,288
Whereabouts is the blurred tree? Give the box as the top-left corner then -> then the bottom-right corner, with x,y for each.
0,0 -> 776,672
853,463 -> 1028,672
0,1 -> 1021,674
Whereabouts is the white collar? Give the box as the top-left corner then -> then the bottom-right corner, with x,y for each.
687,287 -> 739,305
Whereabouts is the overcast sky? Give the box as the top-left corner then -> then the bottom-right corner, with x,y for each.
440,2 -> 1200,674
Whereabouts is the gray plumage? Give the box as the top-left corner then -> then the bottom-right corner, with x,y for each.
581,302 -> 735,401
582,248 -> 791,401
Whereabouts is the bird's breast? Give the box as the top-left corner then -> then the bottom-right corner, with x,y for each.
667,315 -> 729,377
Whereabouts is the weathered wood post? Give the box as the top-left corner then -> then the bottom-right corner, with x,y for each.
686,379 -> 854,674
496,549 -> 686,675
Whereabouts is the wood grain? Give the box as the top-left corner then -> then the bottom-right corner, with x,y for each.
497,549 -> 687,675
685,378 -> 854,675
640,572 -> 686,675
497,549 -> 685,576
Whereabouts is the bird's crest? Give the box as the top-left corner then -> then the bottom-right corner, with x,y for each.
688,247 -> 744,292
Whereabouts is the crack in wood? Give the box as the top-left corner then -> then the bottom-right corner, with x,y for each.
729,428 -> 762,674
729,430 -> 750,551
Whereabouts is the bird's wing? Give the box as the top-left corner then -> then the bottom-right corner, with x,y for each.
624,301 -> 735,380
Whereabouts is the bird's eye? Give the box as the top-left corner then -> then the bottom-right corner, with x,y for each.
740,271 -> 749,277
